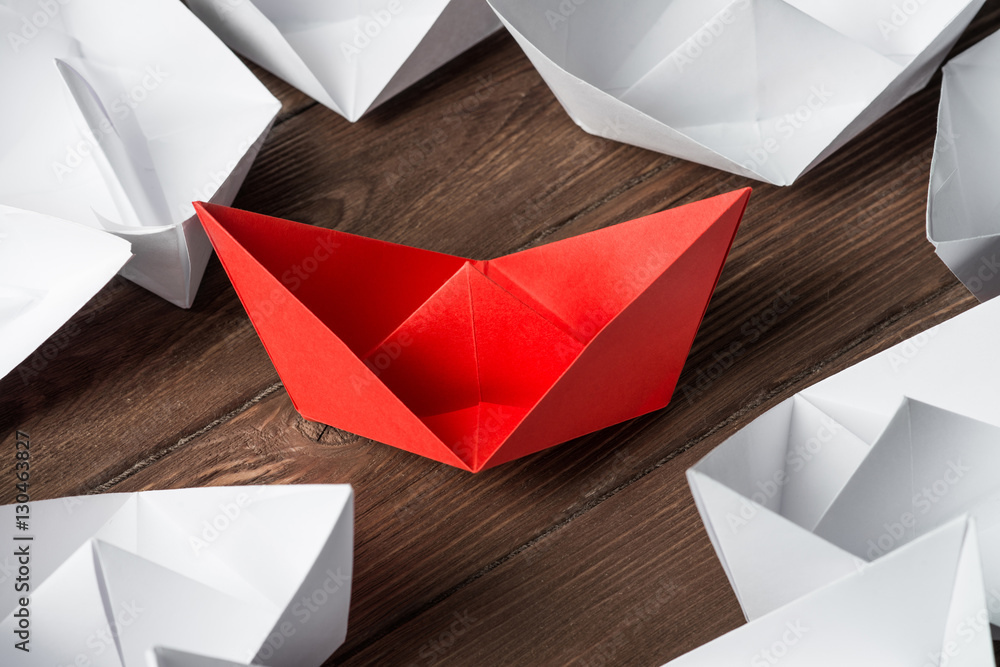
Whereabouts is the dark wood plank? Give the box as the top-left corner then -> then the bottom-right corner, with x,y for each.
2,3 -> 999,666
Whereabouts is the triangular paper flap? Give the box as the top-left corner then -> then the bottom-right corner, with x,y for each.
484,190 -> 747,469
149,647 -> 248,667
253,490 -> 353,667
366,263 -> 583,468
934,236 -> 1000,303
618,0 -> 901,186
687,471 -> 861,621
690,394 -> 870,533
0,543 -> 126,667
185,0 -> 345,115
95,541 -> 275,667
488,3 -> 768,181
813,401 -> 917,559
469,263 -> 585,412
788,0 -> 976,62
54,57 -> 172,229
487,189 -> 750,348
692,398 -> 796,518
252,0 -> 452,120
0,205 -> 132,379
778,396 -> 870,531
929,29 -> 1000,243
817,400 -> 1000,559
107,223 -> 191,309
195,203 -> 470,470
362,263 -> 481,420
799,297 -> 1000,434
973,521 -> 1000,626
0,493 -> 134,618
663,518 -> 977,666
929,42 -> 1000,241
797,0 -> 986,181
134,486 -> 350,609
940,521 -> 994,667
367,0 -> 501,113
196,203 -> 468,355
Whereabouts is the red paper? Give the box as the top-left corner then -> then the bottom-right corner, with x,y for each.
194,188 -> 750,471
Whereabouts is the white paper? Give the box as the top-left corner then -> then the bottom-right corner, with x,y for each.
185,0 -> 502,122
928,29 -> 1000,302
0,205 -> 132,383
663,517 -> 994,666
688,297 -> 1000,626
0,485 -> 353,667
489,0 -> 987,185
0,0 -> 280,308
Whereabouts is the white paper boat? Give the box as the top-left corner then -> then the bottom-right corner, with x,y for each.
489,0 -> 987,185
0,485 -> 353,666
0,0 -> 280,308
663,517 -> 995,666
185,0 -> 501,122
928,29 -> 1000,302
687,297 -> 1000,626
0,205 -> 132,383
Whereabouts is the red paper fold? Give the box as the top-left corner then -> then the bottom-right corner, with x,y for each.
195,188 -> 750,471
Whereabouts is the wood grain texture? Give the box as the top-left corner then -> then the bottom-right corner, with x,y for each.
3,3 -> 1000,665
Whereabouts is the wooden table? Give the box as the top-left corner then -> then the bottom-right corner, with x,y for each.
4,4 -> 1000,665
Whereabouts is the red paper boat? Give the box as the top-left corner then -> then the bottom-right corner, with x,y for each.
195,189 -> 750,472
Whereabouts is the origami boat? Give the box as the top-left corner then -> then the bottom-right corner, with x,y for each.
686,297 -> 1000,624
186,0 -> 501,122
489,0 -> 987,186
663,517 -> 993,666
0,485 -> 353,667
928,29 -> 1000,302
0,205 -> 132,382
195,189 -> 750,471
0,0 -> 280,308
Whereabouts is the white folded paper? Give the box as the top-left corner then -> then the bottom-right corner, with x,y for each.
0,0 -> 280,308
928,29 -> 1000,302
489,0 -> 987,186
688,297 -> 1000,625
148,648 -> 248,667
0,205 -> 132,383
663,517 -> 994,666
185,0 -> 501,122
0,485 -> 353,667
